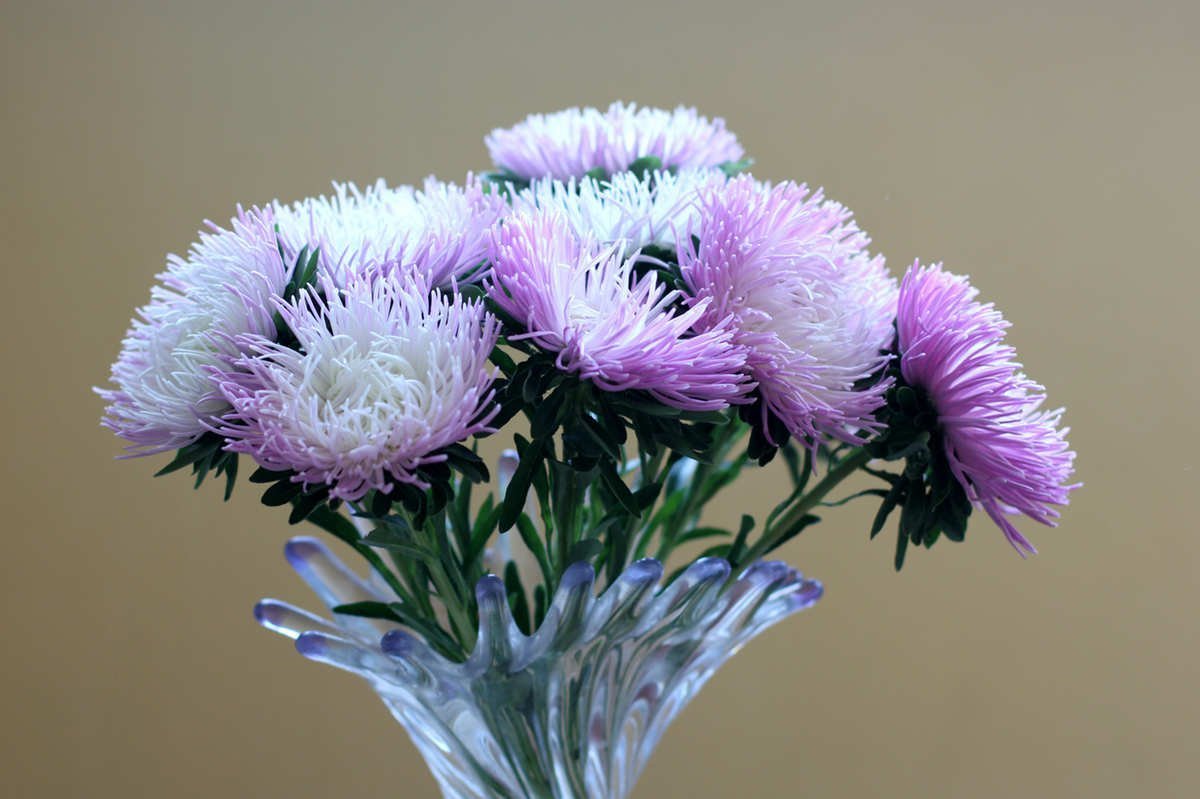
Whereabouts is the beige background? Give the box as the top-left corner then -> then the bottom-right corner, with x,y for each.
3,1 -> 1198,796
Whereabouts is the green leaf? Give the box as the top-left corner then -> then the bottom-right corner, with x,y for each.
220,454 -> 238,501
443,443 -> 490,484
466,495 -> 500,564
583,166 -> 607,181
361,522 -> 430,561
598,464 -> 638,516
489,347 -> 517,378
631,481 -> 663,511
516,512 -> 553,588
249,466 -> 292,484
304,505 -> 361,547
894,525 -> 911,571
288,488 -> 328,524
331,601 -> 402,622
899,482 -> 929,545
770,513 -> 820,552
533,584 -> 548,628
498,436 -> 545,532
261,480 -> 302,507
530,387 -> 565,440
628,155 -> 663,179
567,538 -> 603,564
674,526 -> 732,545
503,561 -> 532,635
870,481 -> 904,539
718,158 -> 754,177
154,438 -> 219,477
727,514 -> 756,563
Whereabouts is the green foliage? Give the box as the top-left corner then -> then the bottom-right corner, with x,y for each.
863,349 -> 975,569
718,158 -> 754,178
270,242 -> 321,349
480,170 -> 530,196
627,155 -> 663,180
155,432 -> 239,500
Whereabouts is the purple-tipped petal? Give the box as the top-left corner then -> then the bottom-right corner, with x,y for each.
486,102 -> 743,181
488,211 -> 751,412
680,176 -> 897,445
97,206 -> 289,455
213,271 -> 500,502
897,263 -> 1078,554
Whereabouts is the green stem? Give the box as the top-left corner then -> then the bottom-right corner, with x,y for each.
737,448 -> 872,566
427,556 -> 477,651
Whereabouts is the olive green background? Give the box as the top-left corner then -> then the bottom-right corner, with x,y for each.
3,1 -> 1197,796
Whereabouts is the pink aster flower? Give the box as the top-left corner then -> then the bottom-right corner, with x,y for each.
273,175 -> 505,288
896,263 -> 1078,555
98,206 -> 290,454
487,211 -> 751,411
214,273 -> 500,501
486,102 -> 744,181
680,176 -> 897,445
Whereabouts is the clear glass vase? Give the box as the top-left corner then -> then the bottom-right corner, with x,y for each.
256,536 -> 823,799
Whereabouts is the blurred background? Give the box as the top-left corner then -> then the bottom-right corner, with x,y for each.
3,1 -> 1197,796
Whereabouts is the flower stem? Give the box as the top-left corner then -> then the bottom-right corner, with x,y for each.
736,448 -> 872,567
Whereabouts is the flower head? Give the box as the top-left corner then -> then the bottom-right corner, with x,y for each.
486,102 -> 744,181
512,169 -> 726,255
273,175 -> 505,288
488,211 -> 751,411
214,273 -> 500,501
98,207 -> 290,454
896,263 -> 1077,555
680,176 -> 897,445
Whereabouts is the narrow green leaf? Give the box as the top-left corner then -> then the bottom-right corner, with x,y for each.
498,437 -> 544,532
288,489 -> 327,524
503,561 -> 532,635
261,480 -> 302,507
727,514 -> 756,563
331,601 -> 403,622
870,482 -> 904,539
305,505 -> 361,547
598,464 -> 638,516
221,454 -> 238,501
249,466 -> 292,484
628,155 -> 662,179
567,538 -> 603,564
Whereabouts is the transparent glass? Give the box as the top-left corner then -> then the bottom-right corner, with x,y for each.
256,536 -> 823,799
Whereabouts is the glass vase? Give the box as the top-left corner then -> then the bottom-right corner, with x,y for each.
256,536 -> 823,798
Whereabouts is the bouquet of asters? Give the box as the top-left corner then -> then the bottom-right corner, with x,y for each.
99,103 -> 1077,798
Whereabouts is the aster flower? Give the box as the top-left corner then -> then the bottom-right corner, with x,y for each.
273,175 -> 505,288
214,272 -> 500,501
895,263 -> 1077,555
98,207 -> 290,454
679,176 -> 897,445
486,102 -> 744,181
512,169 -> 726,255
487,211 -> 750,411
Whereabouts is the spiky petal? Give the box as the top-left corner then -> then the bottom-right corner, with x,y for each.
896,263 -> 1077,555
214,273 -> 500,501
680,176 -> 897,444
488,211 -> 751,411
273,175 -> 505,288
512,169 -> 726,255
487,102 -> 744,181
98,207 -> 290,454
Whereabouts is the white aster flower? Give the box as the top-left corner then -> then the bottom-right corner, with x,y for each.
273,175 -> 505,288
98,207 -> 290,454
512,169 -> 726,254
214,272 -> 501,501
